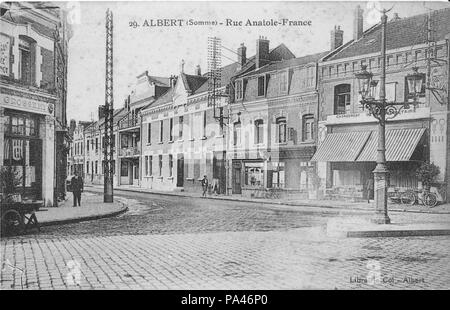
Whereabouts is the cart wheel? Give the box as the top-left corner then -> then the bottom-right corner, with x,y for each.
401,191 -> 416,206
423,193 -> 438,208
1,209 -> 25,236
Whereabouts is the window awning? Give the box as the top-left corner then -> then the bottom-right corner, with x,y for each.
357,128 -> 426,162
311,131 -> 371,162
311,128 -> 426,162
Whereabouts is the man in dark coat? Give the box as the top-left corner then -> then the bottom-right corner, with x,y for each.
201,175 -> 209,197
71,171 -> 84,207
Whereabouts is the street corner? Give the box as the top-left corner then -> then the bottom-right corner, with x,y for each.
326,216 -> 450,238
37,197 -> 128,227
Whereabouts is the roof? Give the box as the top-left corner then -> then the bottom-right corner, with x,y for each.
146,87 -> 174,109
241,51 -> 329,77
85,108 -> 127,132
182,73 -> 208,94
325,7 -> 450,61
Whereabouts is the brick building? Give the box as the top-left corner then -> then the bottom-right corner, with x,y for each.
313,7 -> 450,202
0,2 -> 71,206
228,37 -> 328,198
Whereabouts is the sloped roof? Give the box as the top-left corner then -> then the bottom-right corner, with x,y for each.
241,51 -> 329,77
181,73 -> 208,94
145,87 -> 174,109
325,7 -> 450,61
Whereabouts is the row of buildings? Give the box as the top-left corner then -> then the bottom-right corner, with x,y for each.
68,6 -> 450,203
1,2 -> 71,207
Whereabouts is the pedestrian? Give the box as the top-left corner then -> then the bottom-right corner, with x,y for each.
71,171 -> 84,207
201,175 -> 209,197
365,177 -> 374,203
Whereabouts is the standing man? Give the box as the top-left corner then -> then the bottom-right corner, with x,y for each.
201,175 -> 209,197
71,171 -> 84,207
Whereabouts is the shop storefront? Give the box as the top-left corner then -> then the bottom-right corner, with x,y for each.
313,126 -> 427,201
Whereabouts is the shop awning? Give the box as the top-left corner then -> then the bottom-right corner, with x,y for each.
357,128 -> 426,162
311,131 -> 372,162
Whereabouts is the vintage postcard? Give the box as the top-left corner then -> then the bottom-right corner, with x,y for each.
0,0 -> 449,294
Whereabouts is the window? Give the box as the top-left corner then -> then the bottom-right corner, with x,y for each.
202,111 -> 206,138
244,162 -> 264,186
149,156 -> 153,176
272,162 -> 285,188
145,156 -> 149,175
18,37 -> 33,85
334,84 -> 351,115
87,140 -> 89,151
169,118 -> 173,141
95,138 -> 99,151
159,120 -> 164,142
302,115 -> 314,141
255,119 -> 264,144
121,162 -> 128,177
147,123 -> 152,144
280,72 -> 288,92
169,154 -> 173,177
178,116 -> 183,139
6,114 -> 37,136
233,121 -> 241,146
95,161 -> 98,174
257,76 -> 265,96
189,114 -> 194,140
276,117 -> 287,143
306,67 -> 316,87
91,162 -> 94,175
158,155 -> 163,176
235,80 -> 243,100
86,161 -> 89,174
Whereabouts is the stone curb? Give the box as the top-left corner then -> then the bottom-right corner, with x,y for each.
344,229 -> 450,238
85,185 -> 450,215
39,202 -> 128,227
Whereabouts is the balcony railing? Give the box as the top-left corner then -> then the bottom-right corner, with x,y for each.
118,113 -> 141,130
119,146 -> 141,157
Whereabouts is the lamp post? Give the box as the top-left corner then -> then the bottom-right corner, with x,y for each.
355,9 -> 424,224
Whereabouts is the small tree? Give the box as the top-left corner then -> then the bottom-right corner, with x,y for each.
0,166 -> 22,201
415,162 -> 440,191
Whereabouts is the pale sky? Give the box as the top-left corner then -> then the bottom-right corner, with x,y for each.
66,0 -> 449,122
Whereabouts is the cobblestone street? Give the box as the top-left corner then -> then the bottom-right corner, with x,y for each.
1,190 -> 450,289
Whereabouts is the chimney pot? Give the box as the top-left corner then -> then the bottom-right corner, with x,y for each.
330,25 -> 344,50
195,65 -> 201,76
237,43 -> 247,70
256,37 -> 270,69
353,5 -> 364,41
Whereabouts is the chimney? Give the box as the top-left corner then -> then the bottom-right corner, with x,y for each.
391,13 -> 400,21
237,43 -> 247,70
169,75 -> 177,88
98,105 -> 105,119
256,36 -> 270,69
353,5 -> 364,41
330,25 -> 344,50
69,119 -> 76,135
195,65 -> 201,76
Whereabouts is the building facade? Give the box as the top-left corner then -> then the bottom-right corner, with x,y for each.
0,2 -> 71,207
228,37 -> 327,198
313,7 -> 450,202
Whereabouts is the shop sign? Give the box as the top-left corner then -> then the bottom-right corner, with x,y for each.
0,34 -> 10,77
0,93 -> 50,115
326,107 -> 430,125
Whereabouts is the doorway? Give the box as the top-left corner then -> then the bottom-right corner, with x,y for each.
177,154 -> 184,187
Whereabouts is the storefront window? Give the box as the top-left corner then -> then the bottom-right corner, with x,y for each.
333,170 -> 361,187
276,117 -> 287,143
244,162 -> 264,186
272,162 -> 285,188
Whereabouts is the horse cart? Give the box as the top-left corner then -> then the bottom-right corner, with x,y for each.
1,197 -> 42,236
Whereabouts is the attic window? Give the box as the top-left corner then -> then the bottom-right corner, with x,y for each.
364,39 -> 376,46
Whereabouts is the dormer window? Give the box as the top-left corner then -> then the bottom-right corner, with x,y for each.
257,76 -> 265,97
235,80 -> 243,100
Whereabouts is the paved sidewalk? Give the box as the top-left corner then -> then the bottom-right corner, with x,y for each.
36,193 -> 127,226
86,184 -> 450,214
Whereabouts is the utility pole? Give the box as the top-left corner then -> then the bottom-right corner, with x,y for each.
103,8 -> 114,203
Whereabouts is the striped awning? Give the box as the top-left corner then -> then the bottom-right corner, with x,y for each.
311,131 -> 371,162
357,128 -> 426,162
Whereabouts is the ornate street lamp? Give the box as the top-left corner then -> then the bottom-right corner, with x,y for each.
355,8 -> 423,224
